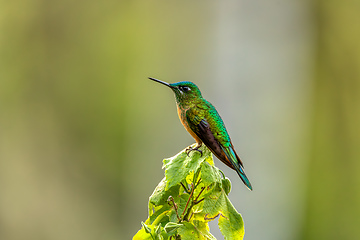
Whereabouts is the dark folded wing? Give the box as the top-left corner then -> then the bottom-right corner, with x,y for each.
186,111 -> 234,170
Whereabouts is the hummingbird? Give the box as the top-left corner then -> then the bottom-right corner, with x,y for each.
149,77 -> 252,191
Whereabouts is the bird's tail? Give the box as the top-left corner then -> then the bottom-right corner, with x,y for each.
221,146 -> 253,191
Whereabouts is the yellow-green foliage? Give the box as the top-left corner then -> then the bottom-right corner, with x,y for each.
133,145 -> 244,240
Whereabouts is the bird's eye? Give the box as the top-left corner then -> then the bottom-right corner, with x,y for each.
180,86 -> 191,92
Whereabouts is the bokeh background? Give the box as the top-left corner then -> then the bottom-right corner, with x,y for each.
1,0 -> 359,239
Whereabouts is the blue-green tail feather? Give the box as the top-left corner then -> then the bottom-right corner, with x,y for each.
221,146 -> 253,191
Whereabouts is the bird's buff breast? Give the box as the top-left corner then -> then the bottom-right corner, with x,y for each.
177,105 -> 202,144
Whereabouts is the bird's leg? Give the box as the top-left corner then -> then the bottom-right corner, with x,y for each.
185,142 -> 203,157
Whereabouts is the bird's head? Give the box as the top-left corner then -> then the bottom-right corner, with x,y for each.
149,77 -> 202,106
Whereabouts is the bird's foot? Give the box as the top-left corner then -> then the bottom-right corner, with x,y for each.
185,144 -> 203,157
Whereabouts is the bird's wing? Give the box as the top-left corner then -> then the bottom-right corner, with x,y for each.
186,110 -> 235,170
186,109 -> 252,190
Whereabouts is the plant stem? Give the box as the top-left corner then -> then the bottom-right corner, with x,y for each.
180,182 -> 190,193
194,186 -> 205,203
181,183 -> 194,220
169,196 -> 181,222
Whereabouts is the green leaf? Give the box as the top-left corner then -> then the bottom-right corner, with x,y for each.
149,178 -> 167,205
164,222 -> 183,233
133,228 -> 154,240
221,177 -> 231,195
201,182 -> 244,239
176,192 -> 191,218
151,207 -> 173,227
202,183 -> 225,218
148,204 -> 171,226
193,220 -> 217,240
218,197 -> 244,240
155,224 -> 161,235
162,145 -> 210,190
141,222 -> 152,234
167,208 -> 180,223
200,161 -> 222,186
149,177 -> 181,206
177,221 -> 217,240
177,222 -> 203,240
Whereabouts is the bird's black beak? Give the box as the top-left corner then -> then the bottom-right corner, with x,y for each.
149,77 -> 172,88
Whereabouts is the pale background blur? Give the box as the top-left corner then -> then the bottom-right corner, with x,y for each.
1,0 -> 359,240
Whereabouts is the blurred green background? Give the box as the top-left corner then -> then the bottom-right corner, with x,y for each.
1,0 -> 359,240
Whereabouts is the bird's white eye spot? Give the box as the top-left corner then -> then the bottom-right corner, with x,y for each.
180,86 -> 191,92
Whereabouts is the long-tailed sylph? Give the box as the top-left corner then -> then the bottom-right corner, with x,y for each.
149,77 -> 252,191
